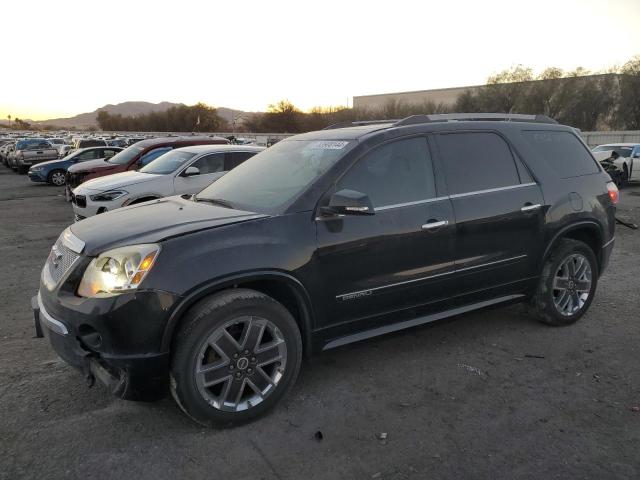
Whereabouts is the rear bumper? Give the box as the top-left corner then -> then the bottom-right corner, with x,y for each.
32,292 -> 171,400
600,236 -> 614,275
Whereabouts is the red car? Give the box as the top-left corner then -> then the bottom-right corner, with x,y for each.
65,136 -> 228,198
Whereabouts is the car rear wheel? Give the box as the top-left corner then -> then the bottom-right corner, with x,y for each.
48,169 -> 66,186
170,289 -> 302,427
529,239 -> 598,326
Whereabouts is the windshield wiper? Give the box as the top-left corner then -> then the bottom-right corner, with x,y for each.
194,196 -> 234,209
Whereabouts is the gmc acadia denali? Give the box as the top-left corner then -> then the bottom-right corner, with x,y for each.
32,113 -> 617,426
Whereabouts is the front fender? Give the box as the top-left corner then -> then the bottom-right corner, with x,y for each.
160,270 -> 315,355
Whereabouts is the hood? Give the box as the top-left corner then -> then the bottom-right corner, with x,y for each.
77,171 -> 162,192
70,195 -> 268,255
29,157 -> 69,169
67,158 -> 121,174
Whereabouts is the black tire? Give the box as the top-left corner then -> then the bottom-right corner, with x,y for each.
170,288 -> 302,427
529,239 -> 598,326
17,165 -> 28,174
47,169 -> 66,186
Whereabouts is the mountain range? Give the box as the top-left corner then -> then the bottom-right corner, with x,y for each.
1,102 -> 248,129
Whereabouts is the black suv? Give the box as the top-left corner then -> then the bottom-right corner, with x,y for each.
33,113 -> 617,426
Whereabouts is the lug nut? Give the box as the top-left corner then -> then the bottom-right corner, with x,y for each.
247,368 -> 253,374
244,350 -> 250,355
233,353 -> 239,359
235,372 -> 242,378
229,365 -> 234,370
250,357 -> 256,362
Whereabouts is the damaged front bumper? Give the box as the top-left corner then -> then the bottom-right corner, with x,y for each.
32,293 -> 169,401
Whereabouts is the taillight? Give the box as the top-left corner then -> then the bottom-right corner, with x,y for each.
607,182 -> 619,205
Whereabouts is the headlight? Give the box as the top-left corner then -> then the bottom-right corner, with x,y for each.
90,190 -> 128,202
30,166 -> 43,172
77,244 -> 159,297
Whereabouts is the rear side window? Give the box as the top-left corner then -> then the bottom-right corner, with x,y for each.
226,151 -> 257,170
522,131 -> 599,178
337,137 -> 436,208
437,132 -> 520,194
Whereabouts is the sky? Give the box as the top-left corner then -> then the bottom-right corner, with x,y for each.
1,0 -> 639,121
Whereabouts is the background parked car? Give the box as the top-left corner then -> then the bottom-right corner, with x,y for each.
0,141 -> 15,166
70,145 -> 262,219
65,136 -> 229,197
28,146 -> 123,186
11,139 -> 59,173
70,138 -> 107,152
57,144 -> 73,158
592,143 -> 640,185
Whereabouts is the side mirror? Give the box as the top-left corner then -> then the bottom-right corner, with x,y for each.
183,166 -> 200,177
321,189 -> 375,216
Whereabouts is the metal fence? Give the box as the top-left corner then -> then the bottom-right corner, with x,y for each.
580,131 -> 640,147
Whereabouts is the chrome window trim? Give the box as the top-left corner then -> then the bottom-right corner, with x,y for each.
37,292 -> 69,336
375,196 -> 449,211
336,254 -> 527,300
449,182 -> 537,199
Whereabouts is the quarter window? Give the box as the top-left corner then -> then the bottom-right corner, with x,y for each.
522,130 -> 599,178
437,132 -> 520,194
337,137 -> 436,208
226,151 -> 257,170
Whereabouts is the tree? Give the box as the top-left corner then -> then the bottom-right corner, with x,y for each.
615,56 -> 640,129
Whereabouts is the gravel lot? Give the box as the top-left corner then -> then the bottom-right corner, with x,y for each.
1,166 -> 639,480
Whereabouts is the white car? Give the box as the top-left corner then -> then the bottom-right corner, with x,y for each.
592,143 -> 640,184
71,145 -> 264,220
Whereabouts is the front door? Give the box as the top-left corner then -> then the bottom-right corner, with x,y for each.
313,136 -> 456,332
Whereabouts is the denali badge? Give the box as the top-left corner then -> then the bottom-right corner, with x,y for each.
338,290 -> 373,301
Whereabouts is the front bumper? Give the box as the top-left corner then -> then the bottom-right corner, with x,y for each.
33,287 -> 178,401
28,170 -> 47,182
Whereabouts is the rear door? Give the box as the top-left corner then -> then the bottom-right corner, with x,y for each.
435,131 -> 544,295
314,136 -> 456,330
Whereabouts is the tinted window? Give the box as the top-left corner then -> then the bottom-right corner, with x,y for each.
226,151 -> 257,170
192,153 -> 225,174
337,137 -> 436,208
75,150 -> 98,161
139,147 -> 172,166
437,132 -> 520,194
522,131 -> 599,178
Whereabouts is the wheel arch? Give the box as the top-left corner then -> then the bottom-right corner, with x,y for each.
161,271 -> 315,357
542,221 -> 604,274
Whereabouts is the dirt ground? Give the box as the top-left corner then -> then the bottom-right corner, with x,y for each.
1,166 -> 639,480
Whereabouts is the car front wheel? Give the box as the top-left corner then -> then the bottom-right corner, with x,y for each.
530,239 -> 598,326
48,169 -> 66,186
170,289 -> 302,427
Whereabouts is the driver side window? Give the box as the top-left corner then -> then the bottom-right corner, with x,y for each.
191,153 -> 225,175
336,137 -> 436,208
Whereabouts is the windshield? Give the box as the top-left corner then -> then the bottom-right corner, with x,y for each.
140,150 -> 196,174
108,144 -> 145,165
197,139 -> 354,214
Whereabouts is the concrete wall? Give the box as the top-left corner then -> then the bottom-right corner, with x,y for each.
353,85 -> 482,110
580,131 -> 640,147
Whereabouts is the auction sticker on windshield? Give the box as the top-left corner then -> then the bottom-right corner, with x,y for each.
306,141 -> 350,150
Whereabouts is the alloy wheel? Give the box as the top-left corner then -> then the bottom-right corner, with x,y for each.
552,253 -> 592,316
51,172 -> 66,186
194,316 -> 287,412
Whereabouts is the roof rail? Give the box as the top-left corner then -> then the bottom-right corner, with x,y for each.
322,120 -> 399,130
393,113 -> 558,127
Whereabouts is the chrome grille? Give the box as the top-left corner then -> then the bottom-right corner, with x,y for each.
46,238 -> 80,284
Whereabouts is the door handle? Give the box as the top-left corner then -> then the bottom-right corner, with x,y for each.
521,203 -> 541,212
421,220 -> 449,230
